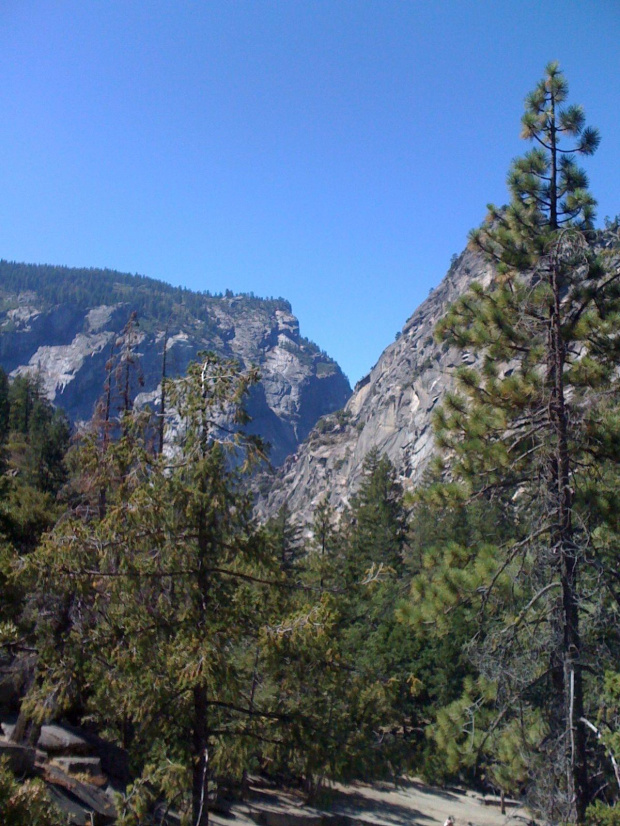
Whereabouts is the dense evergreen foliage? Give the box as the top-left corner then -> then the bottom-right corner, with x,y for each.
1,64 -> 619,825
0,371 -> 70,629
403,63 -> 620,823
0,355 -> 469,822
0,259 -> 292,323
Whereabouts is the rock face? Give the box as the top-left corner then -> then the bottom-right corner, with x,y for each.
0,262 -> 351,466
258,247 -> 494,520
259,226 -> 620,523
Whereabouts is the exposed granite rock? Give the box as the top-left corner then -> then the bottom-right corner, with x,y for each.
257,247 -> 494,521
0,267 -> 351,466
43,762 -> 117,824
50,755 -> 104,780
258,225 -> 620,523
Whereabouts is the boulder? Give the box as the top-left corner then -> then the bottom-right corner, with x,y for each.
3,721 -> 96,756
38,723 -> 97,756
50,755 -> 104,780
0,738 -> 36,775
43,763 -> 117,825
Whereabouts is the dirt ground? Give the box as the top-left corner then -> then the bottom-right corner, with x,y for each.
326,779 -> 530,826
220,778 -> 531,826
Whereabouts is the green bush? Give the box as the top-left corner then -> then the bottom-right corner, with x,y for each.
0,759 -> 63,826
586,802 -> 620,826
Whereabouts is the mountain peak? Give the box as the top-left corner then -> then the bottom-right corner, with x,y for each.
0,261 -> 351,466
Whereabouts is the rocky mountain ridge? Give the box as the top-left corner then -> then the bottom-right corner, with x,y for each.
257,246 -> 494,520
259,225 -> 620,523
0,261 -> 351,465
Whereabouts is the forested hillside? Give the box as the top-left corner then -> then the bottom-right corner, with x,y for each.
1,64 -> 620,826
0,261 -> 351,465
0,260 -> 291,325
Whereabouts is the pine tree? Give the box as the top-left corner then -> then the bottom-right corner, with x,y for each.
265,503 -> 303,574
261,455 -> 417,791
409,63 -> 620,822
340,452 -> 432,778
344,448 -> 407,579
0,368 -> 10,446
23,354 -> 282,825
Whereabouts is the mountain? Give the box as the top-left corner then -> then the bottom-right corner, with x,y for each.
0,261 -> 351,465
258,225 -> 620,523
256,245 -> 495,519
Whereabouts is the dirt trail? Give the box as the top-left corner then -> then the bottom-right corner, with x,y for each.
327,779 -> 529,826
221,779 -> 531,826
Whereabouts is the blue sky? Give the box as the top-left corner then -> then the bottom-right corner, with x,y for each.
1,1 -> 619,385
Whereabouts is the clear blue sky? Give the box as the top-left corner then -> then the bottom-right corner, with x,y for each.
1,1 -> 619,385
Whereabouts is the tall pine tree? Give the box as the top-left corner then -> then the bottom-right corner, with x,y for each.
23,355 -> 282,825
409,63 -> 620,822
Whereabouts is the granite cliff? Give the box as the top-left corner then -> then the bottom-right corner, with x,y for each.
259,225 -> 620,523
0,261 -> 351,465
257,246 -> 494,518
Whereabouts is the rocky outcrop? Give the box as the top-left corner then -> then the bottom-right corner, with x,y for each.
0,720 -> 122,824
258,247 -> 494,520
258,226 -> 620,523
0,264 -> 351,466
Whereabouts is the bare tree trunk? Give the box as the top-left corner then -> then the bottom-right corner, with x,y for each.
11,593 -> 74,749
242,644 -> 260,796
9,666 -> 40,747
158,322 -> 169,455
99,339 -> 116,519
193,494 -> 212,826
550,252 -> 589,823
193,685 -> 210,826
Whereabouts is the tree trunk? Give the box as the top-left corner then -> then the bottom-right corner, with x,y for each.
9,667 -> 41,748
193,496 -> 212,826
158,323 -> 169,455
550,253 -> 589,822
242,645 -> 260,795
193,685 -> 210,826
99,339 -> 115,519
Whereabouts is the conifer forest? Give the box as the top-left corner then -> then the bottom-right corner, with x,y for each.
2,64 -> 620,826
